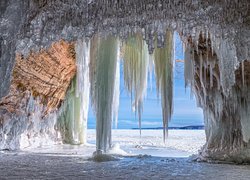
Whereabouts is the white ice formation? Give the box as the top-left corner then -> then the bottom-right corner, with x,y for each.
122,33 -> 149,135
153,30 -> 174,142
0,95 -> 58,150
58,39 -> 90,145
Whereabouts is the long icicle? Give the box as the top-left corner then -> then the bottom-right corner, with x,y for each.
75,39 -> 90,144
153,31 -> 174,143
112,44 -> 120,129
122,33 -> 149,136
90,34 -> 119,154
57,39 -> 90,145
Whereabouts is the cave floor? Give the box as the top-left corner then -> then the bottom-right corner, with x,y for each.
0,151 -> 250,180
1,130 -> 249,179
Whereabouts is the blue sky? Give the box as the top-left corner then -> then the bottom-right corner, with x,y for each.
88,33 -> 204,129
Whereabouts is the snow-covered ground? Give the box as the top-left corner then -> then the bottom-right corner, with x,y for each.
1,130 -> 250,179
88,129 -> 206,157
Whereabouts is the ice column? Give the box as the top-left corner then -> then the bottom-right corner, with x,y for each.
90,35 -> 119,153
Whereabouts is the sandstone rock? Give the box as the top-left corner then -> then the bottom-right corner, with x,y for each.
0,40 -> 76,150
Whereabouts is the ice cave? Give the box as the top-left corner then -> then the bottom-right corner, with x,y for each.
0,0 -> 250,179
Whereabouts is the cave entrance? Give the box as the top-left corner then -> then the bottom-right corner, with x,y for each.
86,32 -> 205,157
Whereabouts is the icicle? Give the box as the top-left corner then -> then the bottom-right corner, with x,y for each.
213,37 -> 238,95
75,39 -> 90,144
242,60 -> 245,87
199,53 -> 203,87
90,34 -> 119,153
184,45 -> 194,88
58,39 -> 90,145
199,53 -> 207,97
153,30 -> 174,143
148,54 -> 154,91
122,33 -> 149,136
209,63 -> 213,88
58,76 -> 80,144
112,43 -> 120,129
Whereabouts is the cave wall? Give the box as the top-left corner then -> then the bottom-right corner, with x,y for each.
188,35 -> 250,163
0,41 -> 76,150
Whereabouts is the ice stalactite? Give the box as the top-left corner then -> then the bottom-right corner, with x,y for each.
75,39 -> 90,144
58,77 -> 82,144
122,33 -> 149,135
90,35 -> 119,153
112,46 -> 120,129
58,39 -> 90,145
211,36 -> 238,95
153,31 -> 174,142
184,45 -> 195,89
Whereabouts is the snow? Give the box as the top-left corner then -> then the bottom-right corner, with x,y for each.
19,129 -> 205,157
88,129 -> 205,157
20,129 -> 206,158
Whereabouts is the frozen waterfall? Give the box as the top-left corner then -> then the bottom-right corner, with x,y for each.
58,39 -> 90,145
90,35 -> 119,153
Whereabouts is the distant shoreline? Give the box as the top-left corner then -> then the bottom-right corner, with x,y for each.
88,125 -> 204,130
131,125 -> 204,130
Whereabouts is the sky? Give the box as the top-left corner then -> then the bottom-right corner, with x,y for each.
88,33 -> 204,129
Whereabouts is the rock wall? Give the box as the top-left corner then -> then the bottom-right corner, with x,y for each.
188,35 -> 250,163
0,41 -> 76,150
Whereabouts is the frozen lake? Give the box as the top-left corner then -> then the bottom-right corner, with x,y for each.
88,129 -> 206,157
1,130 -> 250,179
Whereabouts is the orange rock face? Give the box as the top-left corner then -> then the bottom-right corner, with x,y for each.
1,41 -> 76,113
